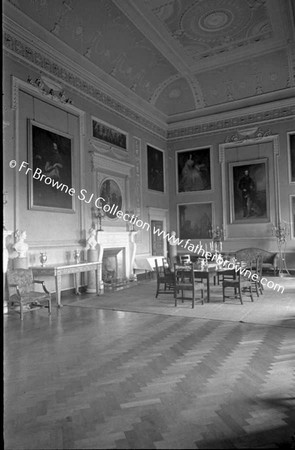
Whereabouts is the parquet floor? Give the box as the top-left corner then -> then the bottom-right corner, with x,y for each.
4,278 -> 295,449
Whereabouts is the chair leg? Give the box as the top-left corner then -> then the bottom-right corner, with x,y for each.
48,296 -> 52,315
20,301 -> 24,320
249,286 -> 254,302
155,281 -> 159,298
238,287 -> 243,305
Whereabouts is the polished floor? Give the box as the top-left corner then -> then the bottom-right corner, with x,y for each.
4,277 -> 295,449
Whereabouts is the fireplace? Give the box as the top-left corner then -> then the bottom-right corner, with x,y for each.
102,247 -> 126,288
93,230 -> 137,293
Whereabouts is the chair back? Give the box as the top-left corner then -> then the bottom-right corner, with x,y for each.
179,254 -> 191,265
162,257 -> 172,275
6,269 -> 34,296
174,263 -> 194,288
154,259 -> 164,277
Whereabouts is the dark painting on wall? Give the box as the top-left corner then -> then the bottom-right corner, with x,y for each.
229,159 -> 269,223
29,120 -> 74,212
147,145 -> 164,192
288,132 -> 295,183
178,202 -> 212,240
100,178 -> 122,219
177,148 -> 211,193
92,117 -> 127,150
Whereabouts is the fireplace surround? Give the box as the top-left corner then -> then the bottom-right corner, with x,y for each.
93,230 -> 137,293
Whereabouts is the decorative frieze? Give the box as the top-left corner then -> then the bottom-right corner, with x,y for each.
4,31 -> 166,138
224,126 -> 272,143
167,106 -> 295,140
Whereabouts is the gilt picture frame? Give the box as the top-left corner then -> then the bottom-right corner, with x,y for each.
92,117 -> 128,151
176,147 -> 212,193
229,158 -> 269,224
28,120 -> 75,213
287,131 -> 295,183
178,202 -> 213,240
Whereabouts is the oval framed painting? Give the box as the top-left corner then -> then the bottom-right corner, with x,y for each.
100,178 -> 123,219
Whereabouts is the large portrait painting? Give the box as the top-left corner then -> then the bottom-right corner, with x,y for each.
29,120 -> 74,212
178,202 -> 212,240
229,159 -> 269,223
177,148 -> 211,193
288,132 -> 295,183
100,178 -> 122,219
92,117 -> 127,151
147,145 -> 164,192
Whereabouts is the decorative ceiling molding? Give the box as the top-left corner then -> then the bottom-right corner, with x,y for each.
167,102 -> 295,140
4,29 -> 167,139
3,2 -> 168,136
3,1 -> 295,140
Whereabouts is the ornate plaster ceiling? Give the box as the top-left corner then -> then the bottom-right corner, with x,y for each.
5,0 -> 295,121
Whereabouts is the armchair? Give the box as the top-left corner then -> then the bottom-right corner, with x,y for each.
6,268 -> 52,320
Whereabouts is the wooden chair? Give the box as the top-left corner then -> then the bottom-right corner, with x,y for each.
179,254 -> 191,265
162,257 -> 172,276
251,255 -> 264,297
154,259 -> 174,298
174,263 -> 204,308
222,263 -> 254,305
6,268 -> 52,320
215,266 -> 236,285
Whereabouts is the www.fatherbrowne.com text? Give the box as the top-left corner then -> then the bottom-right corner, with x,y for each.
12,160 -> 284,294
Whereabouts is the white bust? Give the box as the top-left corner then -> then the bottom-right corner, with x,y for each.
13,229 -> 29,258
86,227 -> 98,250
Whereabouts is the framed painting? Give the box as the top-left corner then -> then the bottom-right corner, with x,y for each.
177,147 -> 211,193
147,145 -> 164,192
28,120 -> 74,212
290,195 -> 295,239
229,158 -> 269,223
92,117 -> 128,151
178,202 -> 213,239
287,132 -> 295,183
100,178 -> 123,219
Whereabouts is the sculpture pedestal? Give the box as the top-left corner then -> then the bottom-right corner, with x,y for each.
13,257 -> 28,269
87,249 -> 99,293
168,241 -> 178,266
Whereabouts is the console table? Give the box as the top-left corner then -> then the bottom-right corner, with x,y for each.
31,262 -> 101,308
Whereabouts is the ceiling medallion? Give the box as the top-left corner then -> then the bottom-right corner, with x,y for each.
199,10 -> 233,31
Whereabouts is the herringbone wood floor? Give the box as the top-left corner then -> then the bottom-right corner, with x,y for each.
4,279 -> 295,449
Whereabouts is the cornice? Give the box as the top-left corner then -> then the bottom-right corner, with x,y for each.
3,6 -> 167,138
3,3 -> 295,141
167,98 -> 295,140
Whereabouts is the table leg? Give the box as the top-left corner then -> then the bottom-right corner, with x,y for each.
55,273 -> 62,308
95,269 -> 99,295
74,273 -> 80,295
207,276 -> 210,302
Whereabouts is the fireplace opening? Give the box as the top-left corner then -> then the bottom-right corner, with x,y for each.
102,248 -> 127,289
